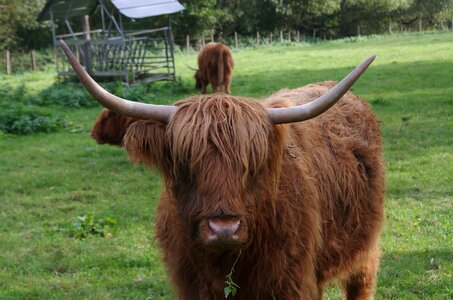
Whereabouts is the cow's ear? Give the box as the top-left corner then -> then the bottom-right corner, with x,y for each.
123,120 -> 167,170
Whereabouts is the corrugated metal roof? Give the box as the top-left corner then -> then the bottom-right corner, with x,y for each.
38,0 -> 184,21
38,0 -> 98,21
112,0 -> 185,18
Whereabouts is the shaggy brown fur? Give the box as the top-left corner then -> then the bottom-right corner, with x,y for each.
123,81 -> 385,299
194,42 -> 234,94
91,108 -> 139,146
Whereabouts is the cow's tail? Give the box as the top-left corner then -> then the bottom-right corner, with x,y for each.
217,48 -> 225,90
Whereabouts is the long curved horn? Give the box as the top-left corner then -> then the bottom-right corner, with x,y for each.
59,40 -> 176,123
267,55 -> 375,124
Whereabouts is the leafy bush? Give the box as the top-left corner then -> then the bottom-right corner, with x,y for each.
0,106 -> 61,134
38,83 -> 98,108
112,81 -> 149,102
0,85 -> 62,134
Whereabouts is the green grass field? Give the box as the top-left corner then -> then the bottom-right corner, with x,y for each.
1,32 -> 452,299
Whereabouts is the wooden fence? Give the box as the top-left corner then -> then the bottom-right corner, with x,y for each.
2,49 -> 55,75
177,23 -> 453,53
178,30 -> 305,52
3,23 -> 453,74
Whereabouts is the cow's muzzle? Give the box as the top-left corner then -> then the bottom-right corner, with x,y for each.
198,216 -> 248,248
90,131 -> 105,144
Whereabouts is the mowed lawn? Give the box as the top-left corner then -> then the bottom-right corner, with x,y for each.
1,32 -> 452,299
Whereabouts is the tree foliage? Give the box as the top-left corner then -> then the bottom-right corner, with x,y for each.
0,0 -> 50,51
2,0 -> 453,51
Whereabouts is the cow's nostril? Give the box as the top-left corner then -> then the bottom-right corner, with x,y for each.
208,219 -> 240,239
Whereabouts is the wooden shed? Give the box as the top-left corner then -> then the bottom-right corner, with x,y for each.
38,0 -> 185,84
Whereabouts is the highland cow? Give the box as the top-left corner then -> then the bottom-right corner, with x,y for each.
61,40 -> 385,300
91,108 -> 138,146
194,42 -> 234,94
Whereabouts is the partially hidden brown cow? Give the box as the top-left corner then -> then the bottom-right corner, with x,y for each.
194,42 -> 234,94
91,108 -> 138,146
61,40 -> 385,300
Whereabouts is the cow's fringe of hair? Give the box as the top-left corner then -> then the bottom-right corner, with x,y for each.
168,95 -> 273,187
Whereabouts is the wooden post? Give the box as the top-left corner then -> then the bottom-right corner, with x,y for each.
234,31 -> 238,48
280,30 -> 283,43
31,50 -> 37,71
186,35 -> 190,52
296,30 -> 300,42
53,47 -> 57,65
81,15 -> 91,40
288,31 -> 291,42
389,21 -> 392,34
6,50 -> 11,75
76,47 -> 80,62
357,24 -> 361,37
83,42 -> 92,74
419,18 -> 422,32
269,32 -> 273,44
256,31 -> 260,46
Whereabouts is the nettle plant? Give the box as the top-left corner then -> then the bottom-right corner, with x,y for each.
59,214 -> 117,239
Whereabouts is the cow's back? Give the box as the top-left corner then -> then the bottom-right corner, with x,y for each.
197,43 -> 234,94
265,81 -> 385,283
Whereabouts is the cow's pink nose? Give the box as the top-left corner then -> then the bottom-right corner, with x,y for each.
207,219 -> 240,241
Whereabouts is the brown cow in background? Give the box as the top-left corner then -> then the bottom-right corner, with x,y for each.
194,42 -> 234,94
91,108 -> 138,146
61,41 -> 384,300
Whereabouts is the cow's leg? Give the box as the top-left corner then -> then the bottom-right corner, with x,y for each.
224,82 -> 231,94
341,248 -> 380,300
201,83 -> 207,94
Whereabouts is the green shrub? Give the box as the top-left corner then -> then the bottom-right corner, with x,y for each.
111,81 -> 149,102
0,85 -> 62,134
38,83 -> 98,108
0,106 -> 61,134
